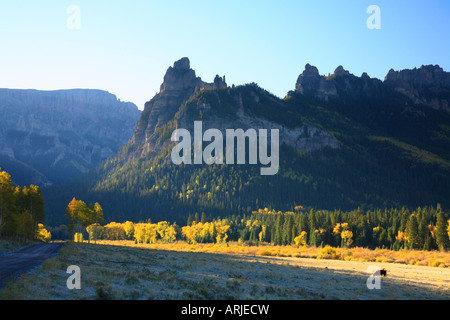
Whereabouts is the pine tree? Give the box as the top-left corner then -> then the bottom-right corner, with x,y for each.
308,210 -> 317,247
406,215 -> 419,249
435,205 -> 449,251
274,214 -> 283,245
187,213 -> 193,226
418,217 -> 427,249
282,215 -> 293,245
194,212 -> 199,224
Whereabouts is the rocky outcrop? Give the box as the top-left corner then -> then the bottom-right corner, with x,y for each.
129,59 -> 450,164
175,85 -> 340,153
295,64 -> 337,101
159,57 -> 203,94
213,75 -> 227,89
294,63 -> 450,111
294,64 -> 382,101
131,58 -> 340,157
132,57 -> 227,153
178,105 -> 340,154
0,89 -> 141,184
384,65 -> 450,111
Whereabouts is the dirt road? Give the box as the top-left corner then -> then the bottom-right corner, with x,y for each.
0,243 -> 64,288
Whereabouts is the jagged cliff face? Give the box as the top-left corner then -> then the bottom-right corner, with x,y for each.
384,65 -> 450,111
294,63 -> 450,111
176,87 -> 340,154
133,57 -> 227,153
131,58 -> 339,157
131,59 -> 450,162
0,89 -> 141,185
294,64 -> 383,101
295,63 -> 338,100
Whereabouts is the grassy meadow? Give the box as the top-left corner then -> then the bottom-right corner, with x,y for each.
1,240 -> 449,300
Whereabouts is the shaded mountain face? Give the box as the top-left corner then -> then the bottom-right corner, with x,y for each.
128,58 -> 338,160
0,89 -> 141,186
384,65 -> 450,111
295,63 -> 450,111
294,64 -> 382,101
130,59 -> 450,163
43,58 -> 450,226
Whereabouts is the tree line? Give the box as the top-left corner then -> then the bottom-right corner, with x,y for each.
0,169 -> 50,241
75,204 -> 450,252
231,206 -> 450,251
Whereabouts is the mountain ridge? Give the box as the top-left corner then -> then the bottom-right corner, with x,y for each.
0,88 -> 141,186
42,58 -> 450,226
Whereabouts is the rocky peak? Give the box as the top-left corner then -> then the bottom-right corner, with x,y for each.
160,57 -> 203,94
384,65 -> 450,111
384,65 -> 447,83
293,63 -> 450,107
333,65 -> 350,77
213,75 -> 227,89
132,58 -> 228,152
302,64 -> 320,77
295,64 -> 337,100
173,57 -> 190,70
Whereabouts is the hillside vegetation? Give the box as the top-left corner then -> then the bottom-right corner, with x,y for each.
43,84 -> 450,226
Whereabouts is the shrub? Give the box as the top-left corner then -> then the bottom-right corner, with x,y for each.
74,233 -> 83,243
95,282 -> 114,300
258,249 -> 277,257
318,246 -> 339,259
431,260 -> 445,268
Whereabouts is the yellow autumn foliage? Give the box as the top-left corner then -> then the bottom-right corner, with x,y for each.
294,231 -> 307,247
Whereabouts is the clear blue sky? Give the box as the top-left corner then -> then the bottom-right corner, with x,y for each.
0,0 -> 448,110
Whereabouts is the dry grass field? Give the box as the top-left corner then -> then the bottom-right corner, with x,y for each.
102,240 -> 450,268
1,240 -> 449,300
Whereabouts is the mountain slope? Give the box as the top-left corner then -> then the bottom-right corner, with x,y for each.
0,89 -> 141,185
43,59 -> 450,226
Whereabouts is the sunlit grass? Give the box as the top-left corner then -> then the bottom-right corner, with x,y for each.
95,240 -> 450,268
1,240 -> 449,300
